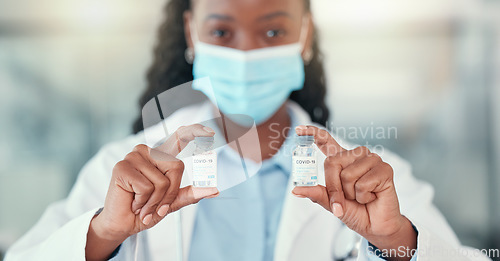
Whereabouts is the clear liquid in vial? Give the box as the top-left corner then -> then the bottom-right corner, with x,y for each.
292,135 -> 318,186
192,136 -> 217,187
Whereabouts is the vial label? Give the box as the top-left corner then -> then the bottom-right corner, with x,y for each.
292,156 -> 318,186
192,153 -> 217,187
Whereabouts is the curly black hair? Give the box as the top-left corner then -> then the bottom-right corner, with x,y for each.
133,0 -> 329,133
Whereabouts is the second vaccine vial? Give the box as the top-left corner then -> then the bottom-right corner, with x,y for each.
192,136 -> 217,187
292,135 -> 318,186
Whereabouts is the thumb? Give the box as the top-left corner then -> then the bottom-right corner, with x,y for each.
292,185 -> 331,211
329,190 -> 345,218
292,185 -> 345,218
169,185 -> 219,212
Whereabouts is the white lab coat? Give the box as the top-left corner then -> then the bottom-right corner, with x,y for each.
5,102 -> 490,261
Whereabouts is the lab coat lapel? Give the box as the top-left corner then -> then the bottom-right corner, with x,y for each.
274,179 -> 322,261
145,203 -> 198,261
180,204 -> 198,261
273,101 -> 325,261
160,102 -> 210,261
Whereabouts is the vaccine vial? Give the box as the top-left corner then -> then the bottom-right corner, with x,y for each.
192,136 -> 217,187
292,135 -> 318,186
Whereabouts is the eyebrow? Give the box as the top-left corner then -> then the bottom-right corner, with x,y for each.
203,11 -> 293,22
204,14 -> 235,22
257,11 -> 293,21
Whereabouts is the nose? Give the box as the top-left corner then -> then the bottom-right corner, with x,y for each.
233,31 -> 262,51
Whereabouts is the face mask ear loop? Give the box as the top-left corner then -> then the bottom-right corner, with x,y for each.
298,13 -> 311,52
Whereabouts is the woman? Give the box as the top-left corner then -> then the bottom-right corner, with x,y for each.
5,0 -> 487,260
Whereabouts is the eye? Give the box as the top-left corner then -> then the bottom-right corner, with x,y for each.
266,29 -> 285,38
211,29 -> 229,38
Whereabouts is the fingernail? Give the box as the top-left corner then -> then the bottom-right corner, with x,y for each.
142,214 -> 153,225
205,192 -> 219,199
295,125 -> 307,131
134,208 -> 141,215
203,126 -> 215,133
157,204 -> 170,217
193,187 -> 219,199
332,203 -> 344,217
291,192 -> 306,198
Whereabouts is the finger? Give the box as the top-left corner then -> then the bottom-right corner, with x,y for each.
156,124 -> 215,156
169,186 -> 219,213
292,185 -> 331,211
354,174 -> 378,204
353,163 -> 392,204
113,160 -> 155,214
145,186 -> 220,228
340,152 -> 381,200
323,154 -> 357,217
354,165 -> 386,204
125,151 -> 171,222
156,161 -> 185,217
134,144 -> 184,176
295,125 -> 345,156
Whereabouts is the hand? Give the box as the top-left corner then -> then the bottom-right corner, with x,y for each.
86,124 -> 219,261
292,125 -> 416,261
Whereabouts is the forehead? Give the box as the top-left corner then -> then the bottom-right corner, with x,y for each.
192,0 -> 305,20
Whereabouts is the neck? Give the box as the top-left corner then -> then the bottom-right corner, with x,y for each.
215,103 -> 291,162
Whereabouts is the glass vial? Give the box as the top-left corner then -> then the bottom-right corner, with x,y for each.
292,135 -> 318,186
192,136 -> 217,187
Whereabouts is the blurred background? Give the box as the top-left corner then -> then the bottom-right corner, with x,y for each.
0,0 -> 499,260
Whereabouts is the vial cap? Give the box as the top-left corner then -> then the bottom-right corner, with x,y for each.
194,136 -> 215,145
296,135 -> 314,145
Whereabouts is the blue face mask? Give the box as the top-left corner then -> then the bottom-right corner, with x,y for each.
192,42 -> 306,126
